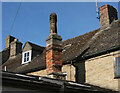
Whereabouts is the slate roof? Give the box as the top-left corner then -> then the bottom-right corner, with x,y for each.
2,20 -> 120,73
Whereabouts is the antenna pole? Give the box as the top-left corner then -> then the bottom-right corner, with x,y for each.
96,0 -> 99,19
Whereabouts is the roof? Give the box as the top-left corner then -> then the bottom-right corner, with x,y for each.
2,71 -> 115,92
11,27 -> 99,73
0,48 -> 10,64
82,20 -> 120,59
62,28 -> 99,63
2,54 -> 22,72
23,41 -> 45,51
2,20 -> 120,73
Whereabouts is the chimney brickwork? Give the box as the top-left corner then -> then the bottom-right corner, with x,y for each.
10,39 -> 22,57
46,13 -> 66,80
99,4 -> 118,29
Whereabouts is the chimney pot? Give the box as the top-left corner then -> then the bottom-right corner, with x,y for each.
50,13 -> 57,34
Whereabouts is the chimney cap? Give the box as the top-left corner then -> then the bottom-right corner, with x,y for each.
14,39 -> 18,42
99,4 -> 117,11
50,13 -> 57,16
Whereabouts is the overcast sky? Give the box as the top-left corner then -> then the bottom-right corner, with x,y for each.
2,2 -> 119,50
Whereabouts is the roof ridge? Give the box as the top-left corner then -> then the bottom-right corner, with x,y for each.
72,29 -> 101,60
63,29 -> 100,42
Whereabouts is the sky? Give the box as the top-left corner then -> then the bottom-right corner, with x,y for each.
2,2 -> 119,51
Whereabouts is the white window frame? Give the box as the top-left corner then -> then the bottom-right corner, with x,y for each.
22,50 -> 32,64
4,66 -> 7,71
114,57 -> 120,78
63,72 -> 67,80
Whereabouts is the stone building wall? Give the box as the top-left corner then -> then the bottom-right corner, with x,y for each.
27,69 -> 46,76
27,64 -> 76,82
85,51 -> 120,91
62,64 -> 76,82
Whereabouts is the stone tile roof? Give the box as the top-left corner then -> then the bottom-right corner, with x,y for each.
12,28 -> 99,73
2,20 -> 120,73
2,54 -> 22,72
0,48 -> 10,64
82,20 -> 120,59
62,29 -> 99,63
14,50 -> 46,73
25,41 -> 45,51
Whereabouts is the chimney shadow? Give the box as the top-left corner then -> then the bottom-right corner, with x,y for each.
74,60 -> 86,84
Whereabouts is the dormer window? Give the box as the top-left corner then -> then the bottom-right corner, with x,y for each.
22,50 -> 31,64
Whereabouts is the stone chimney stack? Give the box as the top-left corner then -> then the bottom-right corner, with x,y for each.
5,35 -> 15,49
46,13 -> 66,80
10,38 -> 22,57
99,4 -> 118,29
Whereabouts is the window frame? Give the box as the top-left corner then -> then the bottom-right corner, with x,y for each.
114,57 -> 120,78
4,66 -> 7,71
22,50 -> 32,64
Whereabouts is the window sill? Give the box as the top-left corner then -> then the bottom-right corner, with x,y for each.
22,61 -> 30,65
114,76 -> 120,79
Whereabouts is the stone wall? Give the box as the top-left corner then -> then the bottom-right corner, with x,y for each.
27,64 -> 76,82
27,69 -> 46,76
85,51 -> 120,91
22,43 -> 32,52
62,64 -> 75,82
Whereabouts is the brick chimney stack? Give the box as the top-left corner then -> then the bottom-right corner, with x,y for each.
99,4 -> 118,29
46,13 -> 66,80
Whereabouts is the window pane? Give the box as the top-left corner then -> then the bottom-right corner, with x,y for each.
24,57 -> 26,62
24,53 -> 27,57
118,62 -> 120,76
115,57 -> 120,77
27,52 -> 29,57
27,57 -> 29,61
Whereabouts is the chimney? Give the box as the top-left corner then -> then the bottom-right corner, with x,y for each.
99,4 -> 118,29
5,35 -> 15,49
46,13 -> 66,80
10,38 -> 22,57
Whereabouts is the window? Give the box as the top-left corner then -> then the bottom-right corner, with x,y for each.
63,72 -> 67,80
114,57 -> 120,78
4,66 -> 7,71
22,50 -> 31,64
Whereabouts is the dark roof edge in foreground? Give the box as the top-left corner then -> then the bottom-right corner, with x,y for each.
2,71 -> 115,92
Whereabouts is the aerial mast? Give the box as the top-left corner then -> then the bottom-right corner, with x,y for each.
96,0 -> 99,19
